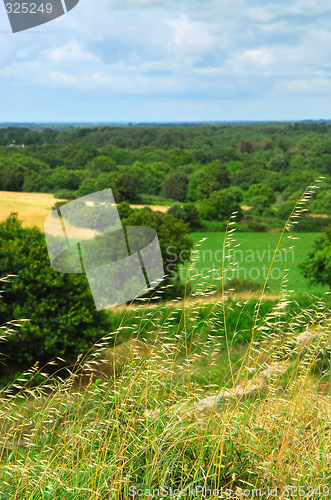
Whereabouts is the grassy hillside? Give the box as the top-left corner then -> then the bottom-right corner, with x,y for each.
1,279 -> 331,498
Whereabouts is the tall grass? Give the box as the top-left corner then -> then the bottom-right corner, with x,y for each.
1,181 -> 331,499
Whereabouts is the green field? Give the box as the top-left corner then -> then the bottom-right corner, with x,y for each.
179,231 -> 328,295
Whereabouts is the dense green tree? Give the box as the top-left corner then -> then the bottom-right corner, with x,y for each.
299,223 -> 331,288
245,183 -> 276,205
160,173 -> 189,202
122,208 -> 193,297
0,154 -> 48,192
200,187 -> 243,222
116,172 -> 142,202
167,203 -> 201,230
0,214 -> 112,380
186,161 -> 230,201
266,154 -> 289,172
42,167 -> 87,192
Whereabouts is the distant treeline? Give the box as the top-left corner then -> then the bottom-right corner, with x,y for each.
1,123 -> 331,230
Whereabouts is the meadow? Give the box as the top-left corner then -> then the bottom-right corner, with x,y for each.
1,187 -> 331,498
180,231 -> 327,295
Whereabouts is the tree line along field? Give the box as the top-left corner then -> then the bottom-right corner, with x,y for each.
0,189 -> 328,297
2,124 -> 331,494
181,232 -> 328,295
2,122 -> 331,234
0,190 -> 168,230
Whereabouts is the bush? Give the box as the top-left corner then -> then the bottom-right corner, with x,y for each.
223,278 -> 262,293
0,214 -> 112,381
54,189 -> 76,200
167,203 -> 201,231
247,220 -> 266,232
295,216 -> 331,232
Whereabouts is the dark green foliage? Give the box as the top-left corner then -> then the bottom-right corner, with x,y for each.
74,171 -> 142,203
2,122 -> 331,228
53,189 -> 77,201
277,191 -> 302,220
43,167 -> 87,192
0,154 -> 48,192
266,153 -> 289,172
246,220 -> 266,232
299,237 -> 330,287
310,189 -> 331,215
167,203 -> 201,230
299,222 -> 331,287
182,203 -> 201,230
295,216 -> 331,232
116,201 -> 134,219
122,208 -> 194,298
245,183 -> 275,205
116,172 -> 143,202
186,160 -> 230,201
0,214 -> 112,380
200,187 -> 243,222
160,173 -> 189,202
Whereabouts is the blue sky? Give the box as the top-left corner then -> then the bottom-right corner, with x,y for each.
1,0 -> 331,122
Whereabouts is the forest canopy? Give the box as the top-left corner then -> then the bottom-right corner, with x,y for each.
1,122 -> 331,230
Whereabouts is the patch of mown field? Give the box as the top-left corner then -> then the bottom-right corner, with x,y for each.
180,231 -> 327,295
0,191 -> 64,230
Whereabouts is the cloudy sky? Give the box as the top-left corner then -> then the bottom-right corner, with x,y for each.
1,0 -> 331,122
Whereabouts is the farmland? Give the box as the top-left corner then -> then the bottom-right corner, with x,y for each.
181,231 -> 327,294
0,191 -> 169,230
0,190 -> 325,295
2,124 -> 331,496
0,190 -> 64,230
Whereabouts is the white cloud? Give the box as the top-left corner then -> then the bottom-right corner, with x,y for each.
240,48 -> 273,66
272,78 -> 331,96
166,15 -> 218,54
1,0 -> 331,120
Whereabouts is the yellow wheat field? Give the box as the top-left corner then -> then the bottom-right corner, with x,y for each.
0,191 -> 65,231
0,191 -> 172,231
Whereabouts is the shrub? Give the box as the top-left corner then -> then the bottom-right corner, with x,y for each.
54,189 -> 76,200
299,222 -> 331,288
0,214 -> 112,381
122,208 -> 193,299
223,278 -> 262,293
247,220 -> 266,232
167,203 -> 201,231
